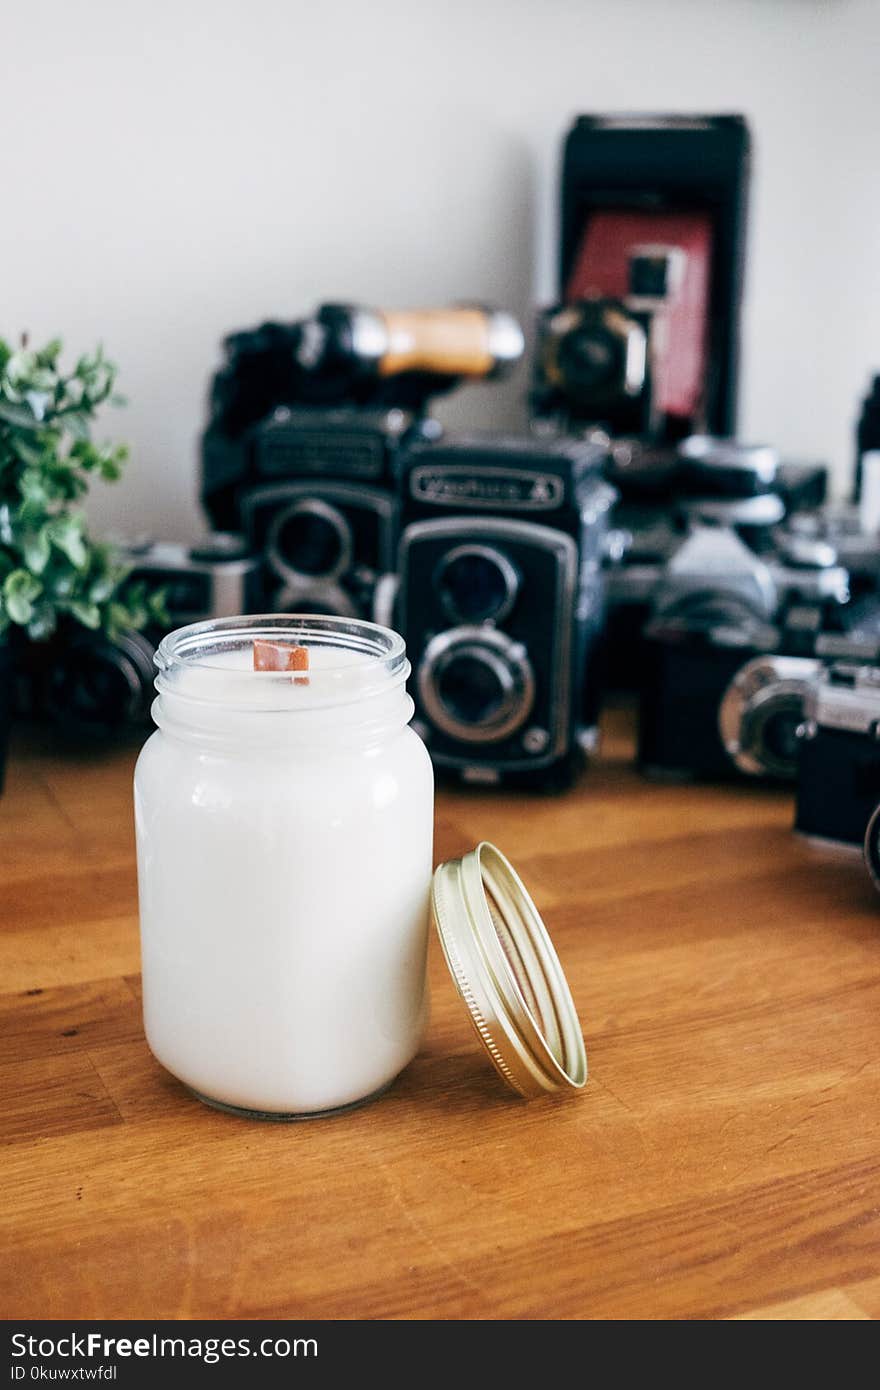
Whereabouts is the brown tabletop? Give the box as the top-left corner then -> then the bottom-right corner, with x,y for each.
2,708 -> 879,1321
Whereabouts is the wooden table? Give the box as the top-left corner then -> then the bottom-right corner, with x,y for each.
2,708 -> 880,1321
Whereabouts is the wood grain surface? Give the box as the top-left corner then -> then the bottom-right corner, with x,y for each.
2,707 -> 879,1321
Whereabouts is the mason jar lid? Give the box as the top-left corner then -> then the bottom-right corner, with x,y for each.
432,842 -> 587,1098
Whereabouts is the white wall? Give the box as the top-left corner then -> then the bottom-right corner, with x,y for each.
2,0 -> 878,540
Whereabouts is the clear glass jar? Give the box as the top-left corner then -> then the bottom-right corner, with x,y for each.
133,615 -> 434,1118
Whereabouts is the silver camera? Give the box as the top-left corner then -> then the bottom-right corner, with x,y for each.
121,534 -> 264,627
636,525 -> 851,782
795,660 -> 880,847
650,524 -> 848,627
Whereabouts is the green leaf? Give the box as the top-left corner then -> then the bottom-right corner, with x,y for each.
6,349 -> 36,384
98,455 -> 123,482
35,339 -> 63,367
8,434 -> 45,468
61,411 -> 91,442
0,399 -> 42,430
3,568 -> 42,602
87,573 -> 115,603
19,469 -> 49,505
52,571 -> 76,597
68,600 -> 101,630
26,603 -> 57,641
46,514 -> 87,569
0,334 -> 129,641
21,527 -> 51,574
63,377 -> 85,408
23,390 -> 50,421
2,568 -> 42,625
108,600 -> 132,631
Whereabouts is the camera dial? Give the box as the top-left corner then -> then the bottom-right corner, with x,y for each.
435,545 -> 520,625
418,626 -> 535,744
267,497 -> 353,585
718,654 -> 820,779
773,532 -> 839,571
678,436 -> 778,498
679,493 -> 786,530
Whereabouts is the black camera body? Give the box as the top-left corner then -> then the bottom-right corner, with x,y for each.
636,525 -> 853,782
21,536 -> 263,738
795,659 -> 880,847
396,432 -> 615,788
228,406 -> 418,619
200,304 -> 523,624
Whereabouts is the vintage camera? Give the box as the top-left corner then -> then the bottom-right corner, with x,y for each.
533,245 -> 688,439
396,432 -> 615,787
602,437 -> 830,690
201,304 -> 522,620
230,405 -> 414,619
24,535 -> 263,738
795,658 -> 880,848
121,534 -> 265,627
537,114 -> 751,445
636,524 -> 852,781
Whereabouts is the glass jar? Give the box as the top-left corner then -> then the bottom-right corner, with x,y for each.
133,615 -> 434,1118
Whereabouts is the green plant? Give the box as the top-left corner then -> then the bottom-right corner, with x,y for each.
0,336 -> 162,642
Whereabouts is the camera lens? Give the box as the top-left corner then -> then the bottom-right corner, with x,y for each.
760,706 -> 802,769
559,327 -> 620,394
418,628 -> 535,745
719,656 -> 819,780
275,509 -> 343,575
436,653 -> 507,726
44,632 -> 155,734
268,499 -> 352,583
436,546 -> 519,625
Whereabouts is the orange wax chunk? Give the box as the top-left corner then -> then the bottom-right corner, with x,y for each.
253,640 -> 310,683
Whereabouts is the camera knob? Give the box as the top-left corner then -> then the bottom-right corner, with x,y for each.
522,726 -> 550,755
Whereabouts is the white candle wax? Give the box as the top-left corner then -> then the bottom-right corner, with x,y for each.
134,619 -> 434,1116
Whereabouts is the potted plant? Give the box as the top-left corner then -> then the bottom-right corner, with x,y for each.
0,335 -> 158,791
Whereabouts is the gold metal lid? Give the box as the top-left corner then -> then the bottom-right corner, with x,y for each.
432,842 -> 587,1098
